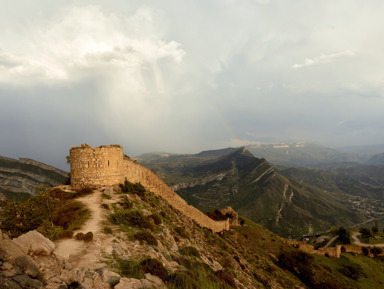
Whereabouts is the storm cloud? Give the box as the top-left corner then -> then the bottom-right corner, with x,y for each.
1,0 -> 384,169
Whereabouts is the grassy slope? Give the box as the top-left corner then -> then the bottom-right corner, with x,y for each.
280,165 -> 384,200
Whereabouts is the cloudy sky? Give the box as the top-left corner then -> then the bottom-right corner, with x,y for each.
1,0 -> 384,169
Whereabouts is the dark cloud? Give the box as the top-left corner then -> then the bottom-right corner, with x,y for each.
1,1 -> 384,169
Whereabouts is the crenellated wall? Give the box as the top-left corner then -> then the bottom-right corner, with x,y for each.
70,144 -> 230,233
285,240 -> 384,258
285,240 -> 341,258
121,158 -> 230,232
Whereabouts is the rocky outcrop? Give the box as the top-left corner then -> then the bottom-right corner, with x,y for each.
12,231 -> 55,256
0,156 -> 68,198
0,229 -> 166,289
171,173 -> 227,191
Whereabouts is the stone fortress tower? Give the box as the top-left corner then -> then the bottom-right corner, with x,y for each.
69,144 -> 233,233
70,144 -> 124,188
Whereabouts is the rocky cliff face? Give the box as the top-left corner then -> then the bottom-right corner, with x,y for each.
0,156 -> 68,200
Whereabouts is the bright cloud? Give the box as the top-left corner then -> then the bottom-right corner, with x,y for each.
0,6 -> 185,88
292,50 -> 355,69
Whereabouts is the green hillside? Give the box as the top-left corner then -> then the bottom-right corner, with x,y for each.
137,147 -> 367,237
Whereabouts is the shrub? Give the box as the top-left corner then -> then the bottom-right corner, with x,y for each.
336,227 -> 351,245
140,258 -> 168,281
101,193 -> 112,200
101,203 -> 109,210
371,247 -> 382,256
215,270 -> 237,288
118,196 -> 133,210
22,193 -> 59,231
117,259 -> 144,279
84,232 -> 93,242
61,229 -> 74,239
109,210 -> 155,231
109,210 -> 144,226
37,220 -> 65,241
74,232 -> 85,240
166,272 -> 198,289
133,232 -> 158,246
75,186 -> 93,196
174,227 -> 188,238
179,246 -> 200,258
119,178 -> 146,196
359,227 -> 372,241
52,201 -> 89,230
372,221 -> 379,233
103,226 -> 113,234
149,213 -> 162,225
50,188 -> 74,201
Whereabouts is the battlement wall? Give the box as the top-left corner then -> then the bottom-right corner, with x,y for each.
285,240 -> 384,258
69,144 -> 230,233
285,240 -> 341,258
122,159 -> 230,233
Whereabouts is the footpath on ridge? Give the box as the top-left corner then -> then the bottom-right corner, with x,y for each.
54,189 -> 108,268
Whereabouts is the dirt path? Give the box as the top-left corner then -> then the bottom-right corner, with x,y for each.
352,232 -> 384,248
323,235 -> 339,248
54,189 -> 105,267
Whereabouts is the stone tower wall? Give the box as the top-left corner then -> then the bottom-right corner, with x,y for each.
70,144 -> 124,188
122,159 -> 230,233
70,144 -> 230,233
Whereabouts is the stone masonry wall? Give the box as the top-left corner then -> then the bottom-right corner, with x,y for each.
70,144 -> 229,233
285,240 -> 341,258
70,144 -> 124,188
122,159 -> 230,233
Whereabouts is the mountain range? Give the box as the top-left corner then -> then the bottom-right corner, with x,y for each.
136,147 -> 367,237
246,142 -> 384,167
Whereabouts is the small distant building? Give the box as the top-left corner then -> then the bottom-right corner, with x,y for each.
308,223 -> 313,236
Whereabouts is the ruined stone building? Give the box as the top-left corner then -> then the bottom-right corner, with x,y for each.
70,144 -> 231,233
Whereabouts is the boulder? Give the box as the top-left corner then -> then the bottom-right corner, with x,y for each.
98,267 -> 121,286
12,275 -> 44,289
12,231 -> 55,256
14,255 -> 39,278
0,275 -> 22,289
0,239 -> 24,262
115,277 -> 142,289
145,273 -> 165,288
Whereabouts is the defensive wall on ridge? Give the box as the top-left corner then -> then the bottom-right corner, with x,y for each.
70,144 -> 230,233
285,240 -> 384,258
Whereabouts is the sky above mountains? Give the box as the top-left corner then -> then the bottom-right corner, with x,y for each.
1,0 -> 384,169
